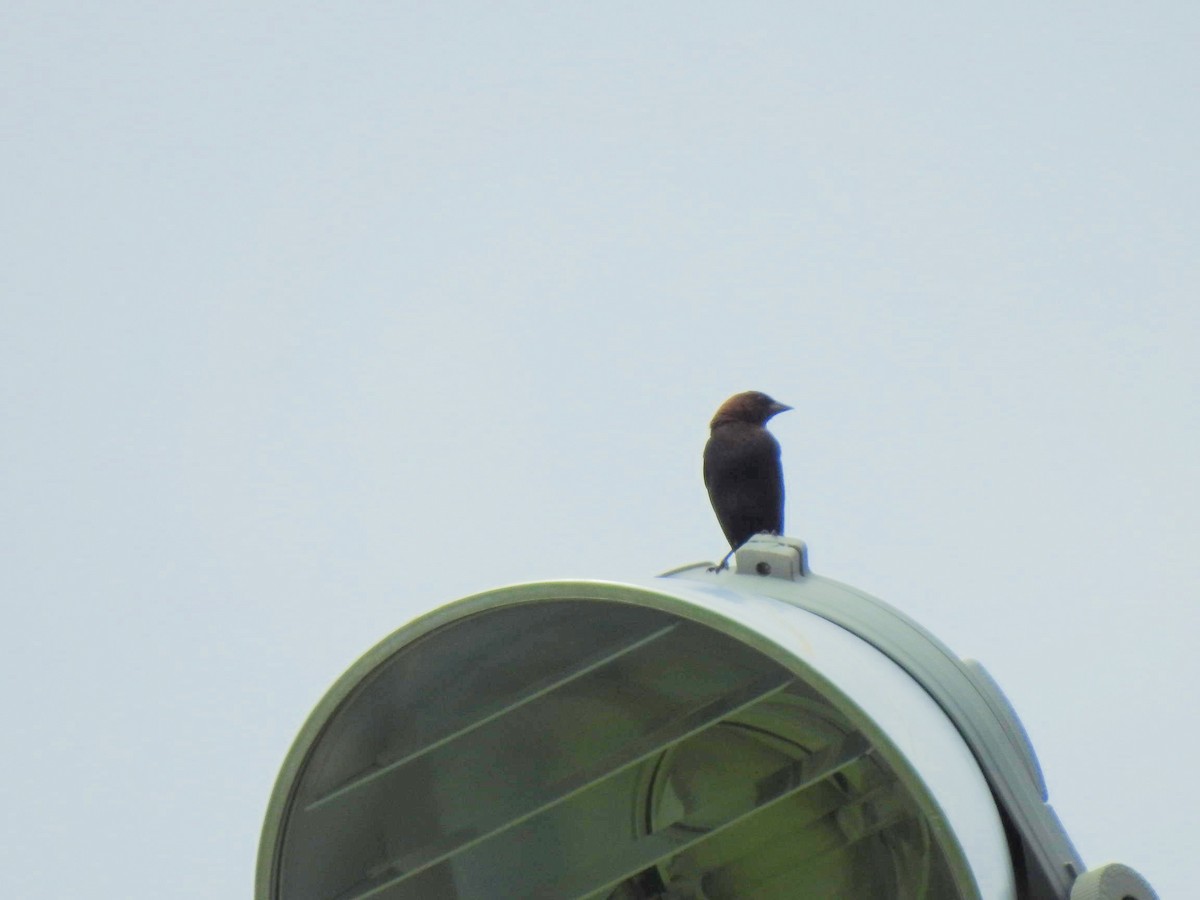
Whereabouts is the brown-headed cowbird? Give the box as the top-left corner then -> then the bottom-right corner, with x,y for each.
703,391 -> 792,571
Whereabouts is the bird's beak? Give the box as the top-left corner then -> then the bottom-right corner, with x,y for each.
770,401 -> 793,416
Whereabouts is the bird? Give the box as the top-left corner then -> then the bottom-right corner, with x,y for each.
703,390 -> 792,571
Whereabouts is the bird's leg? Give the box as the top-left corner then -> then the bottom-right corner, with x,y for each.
707,548 -> 736,573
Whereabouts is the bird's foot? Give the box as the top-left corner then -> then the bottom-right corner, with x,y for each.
707,550 -> 735,573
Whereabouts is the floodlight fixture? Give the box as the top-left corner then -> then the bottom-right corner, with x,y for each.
257,536 -> 1157,900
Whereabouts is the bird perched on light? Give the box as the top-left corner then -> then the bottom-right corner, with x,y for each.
703,390 -> 792,571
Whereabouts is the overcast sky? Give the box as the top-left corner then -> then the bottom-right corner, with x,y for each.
4,4 -> 1196,897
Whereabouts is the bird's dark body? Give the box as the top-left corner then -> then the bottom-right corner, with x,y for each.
703,423 -> 784,548
703,391 -> 791,567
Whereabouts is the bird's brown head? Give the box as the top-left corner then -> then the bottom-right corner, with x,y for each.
710,390 -> 793,428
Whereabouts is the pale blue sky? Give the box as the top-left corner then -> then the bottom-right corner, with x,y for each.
3,4 -> 1196,897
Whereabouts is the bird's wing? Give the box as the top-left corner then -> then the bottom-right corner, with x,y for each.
704,426 -> 785,545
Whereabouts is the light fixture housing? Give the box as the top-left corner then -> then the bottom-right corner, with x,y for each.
257,536 -> 1157,900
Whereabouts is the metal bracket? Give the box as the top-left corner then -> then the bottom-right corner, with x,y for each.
733,534 -> 810,580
